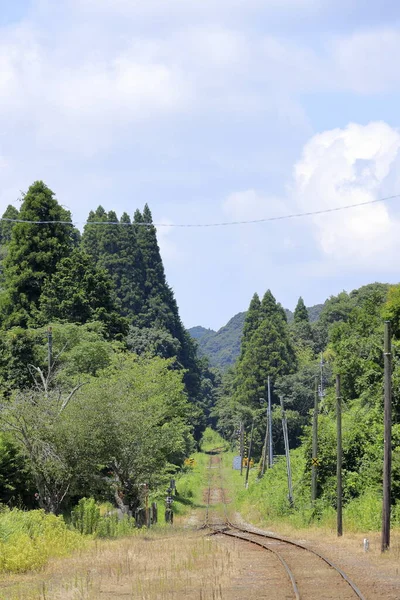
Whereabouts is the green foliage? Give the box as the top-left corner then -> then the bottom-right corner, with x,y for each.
71,497 -> 100,534
200,428 -> 228,452
294,297 -> 309,324
0,508 -> 85,573
189,312 -> 247,370
234,290 -> 296,411
39,248 -> 128,339
0,182 -> 78,328
77,354 -> 194,510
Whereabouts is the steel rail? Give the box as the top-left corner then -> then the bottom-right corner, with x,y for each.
221,528 -> 300,599
227,522 -> 366,600
204,449 -> 299,599
211,448 -> 366,600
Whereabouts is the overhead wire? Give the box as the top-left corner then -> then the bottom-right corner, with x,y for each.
0,193 -> 399,228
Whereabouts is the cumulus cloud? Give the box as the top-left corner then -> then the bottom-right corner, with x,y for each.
293,122 -> 400,265
224,122 -> 400,272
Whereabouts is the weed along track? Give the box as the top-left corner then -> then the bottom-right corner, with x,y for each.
205,449 -> 367,600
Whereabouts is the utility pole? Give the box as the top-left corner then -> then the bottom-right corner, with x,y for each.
319,352 -> 325,399
260,402 -> 269,477
336,374 -> 343,537
47,326 -> 53,377
311,377 -> 319,503
280,397 -> 293,506
268,376 -> 273,467
240,422 -> 244,476
245,419 -> 254,489
382,321 -> 392,553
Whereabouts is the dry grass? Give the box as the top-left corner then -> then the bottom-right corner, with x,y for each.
0,528 -> 241,600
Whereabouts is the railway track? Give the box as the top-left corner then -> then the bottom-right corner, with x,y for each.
204,450 -> 367,600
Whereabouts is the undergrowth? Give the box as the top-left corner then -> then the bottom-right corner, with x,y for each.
0,508 -> 86,573
221,447 -> 400,533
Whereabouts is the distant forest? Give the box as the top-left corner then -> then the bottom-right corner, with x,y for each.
189,304 -> 323,369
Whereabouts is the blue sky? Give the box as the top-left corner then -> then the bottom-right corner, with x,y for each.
2,1 -> 400,330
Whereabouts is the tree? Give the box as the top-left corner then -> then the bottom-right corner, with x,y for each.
235,319 -> 296,410
82,209 -> 145,320
81,354 -> 193,511
291,297 -> 314,360
240,293 -> 261,354
0,182 -> 77,328
0,205 -> 19,269
294,297 -> 309,324
261,289 -> 287,324
39,249 -> 128,339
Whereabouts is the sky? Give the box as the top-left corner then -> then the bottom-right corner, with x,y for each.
2,1 -> 400,330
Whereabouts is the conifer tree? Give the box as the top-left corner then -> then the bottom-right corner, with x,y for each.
235,318 -> 296,408
261,289 -> 288,324
0,205 -> 19,280
240,293 -> 261,353
234,289 -> 296,410
82,208 -> 145,319
294,297 -> 309,323
39,249 -> 128,338
0,182 -> 76,327
292,296 -> 313,349
0,205 -> 19,247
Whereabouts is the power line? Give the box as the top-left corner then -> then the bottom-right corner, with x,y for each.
1,193 -> 399,228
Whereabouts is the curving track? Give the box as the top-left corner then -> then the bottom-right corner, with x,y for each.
204,451 -> 367,600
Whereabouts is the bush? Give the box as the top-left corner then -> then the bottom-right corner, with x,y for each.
71,497 -> 137,538
71,497 -> 100,535
0,508 -> 85,573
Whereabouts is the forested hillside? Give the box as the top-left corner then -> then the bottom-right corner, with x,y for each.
190,304 -> 323,369
213,282 -> 400,527
189,312 -> 246,369
0,181 -> 216,515
0,181 -> 398,539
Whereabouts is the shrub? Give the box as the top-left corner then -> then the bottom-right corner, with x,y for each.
0,508 -> 85,573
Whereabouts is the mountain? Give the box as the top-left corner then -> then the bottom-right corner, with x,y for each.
189,326 -> 215,340
189,312 -> 246,369
189,304 -> 323,370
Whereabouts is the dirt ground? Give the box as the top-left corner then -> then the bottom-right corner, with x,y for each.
233,516 -> 400,599
1,452 -> 399,599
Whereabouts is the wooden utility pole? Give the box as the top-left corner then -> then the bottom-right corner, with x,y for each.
311,377 -> 319,503
47,326 -> 53,377
336,374 -> 343,537
239,422 -> 244,476
245,419 -> 254,488
268,376 -> 273,467
382,321 -> 392,553
280,397 -> 293,506
260,414 -> 269,477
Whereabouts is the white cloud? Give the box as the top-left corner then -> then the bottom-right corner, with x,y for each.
223,122 -> 400,272
293,122 -> 400,265
0,25 -> 189,155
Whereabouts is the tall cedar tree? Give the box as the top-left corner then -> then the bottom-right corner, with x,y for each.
82,208 -> 144,318
0,182 -> 76,328
294,297 -> 309,323
235,290 -> 296,409
0,205 -> 19,279
39,249 -> 128,339
240,293 -> 261,355
0,205 -> 19,246
292,296 -> 313,347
